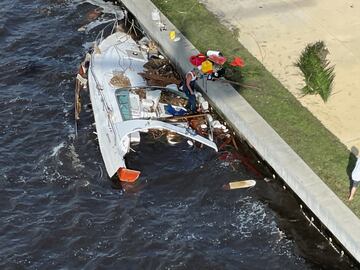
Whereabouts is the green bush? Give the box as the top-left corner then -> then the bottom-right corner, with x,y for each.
295,41 -> 335,102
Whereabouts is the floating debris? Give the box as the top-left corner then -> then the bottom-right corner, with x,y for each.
223,180 -> 256,190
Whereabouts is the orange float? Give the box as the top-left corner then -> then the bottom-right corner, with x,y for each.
117,168 -> 141,183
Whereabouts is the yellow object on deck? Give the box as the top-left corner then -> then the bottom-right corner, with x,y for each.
201,60 -> 213,74
169,31 -> 176,40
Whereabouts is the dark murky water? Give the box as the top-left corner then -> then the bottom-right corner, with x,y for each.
0,0 -> 357,269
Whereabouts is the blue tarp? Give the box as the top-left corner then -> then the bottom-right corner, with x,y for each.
165,104 -> 187,116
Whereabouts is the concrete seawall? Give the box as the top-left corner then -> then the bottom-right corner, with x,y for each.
121,0 -> 360,262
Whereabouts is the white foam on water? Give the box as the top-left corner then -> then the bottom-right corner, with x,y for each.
50,142 -> 65,157
83,18 -> 117,33
82,180 -> 90,187
73,0 -> 125,19
82,41 -> 95,51
67,143 -> 85,170
229,200 -> 276,237
8,96 -> 32,104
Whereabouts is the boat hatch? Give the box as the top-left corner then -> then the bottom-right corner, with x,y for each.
116,90 -> 132,121
126,50 -> 145,60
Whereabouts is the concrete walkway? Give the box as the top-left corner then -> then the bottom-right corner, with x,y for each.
121,0 -> 360,262
200,0 -> 360,152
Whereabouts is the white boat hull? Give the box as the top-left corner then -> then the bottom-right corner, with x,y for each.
87,30 -> 217,180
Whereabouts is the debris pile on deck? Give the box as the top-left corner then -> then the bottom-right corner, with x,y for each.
74,12 -> 265,187
139,58 -> 181,86
110,71 -> 131,88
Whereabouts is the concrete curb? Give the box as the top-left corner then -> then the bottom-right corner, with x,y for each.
121,0 -> 360,262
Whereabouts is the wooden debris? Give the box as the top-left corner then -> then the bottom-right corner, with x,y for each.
148,41 -> 159,56
159,92 -> 187,107
223,180 -> 256,190
110,72 -> 131,88
140,57 -> 181,87
138,71 -> 181,86
131,88 -> 146,99
143,59 -> 170,70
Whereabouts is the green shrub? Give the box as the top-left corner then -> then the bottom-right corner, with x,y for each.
295,41 -> 335,102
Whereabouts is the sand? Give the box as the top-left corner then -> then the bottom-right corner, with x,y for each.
200,0 -> 360,152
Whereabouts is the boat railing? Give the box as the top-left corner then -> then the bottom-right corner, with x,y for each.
89,15 -> 152,149
94,11 -> 144,48
94,19 -> 119,47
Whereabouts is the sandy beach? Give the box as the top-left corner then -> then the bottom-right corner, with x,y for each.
200,0 -> 360,151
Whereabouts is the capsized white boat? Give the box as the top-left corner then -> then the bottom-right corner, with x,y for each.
86,25 -> 217,183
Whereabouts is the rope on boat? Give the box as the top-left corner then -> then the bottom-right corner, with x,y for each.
77,16 -> 144,142
88,18 -> 138,146
89,48 -> 118,146
74,53 -> 91,137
